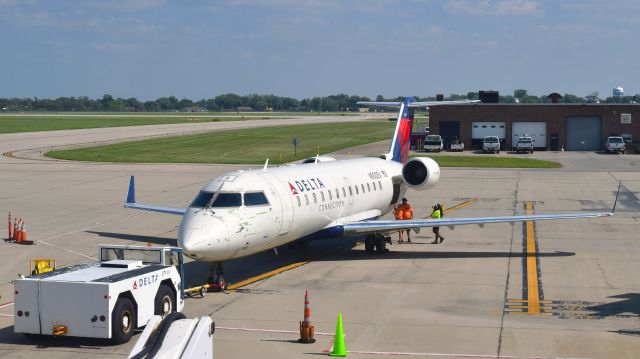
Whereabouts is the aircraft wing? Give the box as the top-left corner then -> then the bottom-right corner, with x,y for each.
124,176 -> 186,216
341,211 -> 612,236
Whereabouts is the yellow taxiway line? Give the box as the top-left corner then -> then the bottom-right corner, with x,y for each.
525,202 -> 541,315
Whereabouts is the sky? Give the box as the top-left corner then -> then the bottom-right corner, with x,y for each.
1,0 -> 639,100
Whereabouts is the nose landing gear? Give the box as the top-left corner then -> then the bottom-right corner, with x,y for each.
206,262 -> 228,292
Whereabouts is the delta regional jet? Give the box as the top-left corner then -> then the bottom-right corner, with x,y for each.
125,97 -> 613,284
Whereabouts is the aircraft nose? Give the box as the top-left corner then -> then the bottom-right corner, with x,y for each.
178,216 -> 228,260
179,227 -> 209,254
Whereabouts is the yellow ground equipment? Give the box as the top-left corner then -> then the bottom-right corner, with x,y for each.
30,259 -> 56,275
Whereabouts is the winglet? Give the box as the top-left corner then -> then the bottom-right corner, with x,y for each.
612,181 -> 621,214
126,176 -> 136,204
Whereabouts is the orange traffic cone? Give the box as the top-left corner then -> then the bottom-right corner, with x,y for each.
7,212 -> 11,241
20,221 -> 27,243
298,290 -> 315,343
15,219 -> 23,243
304,290 -> 311,323
12,218 -> 18,242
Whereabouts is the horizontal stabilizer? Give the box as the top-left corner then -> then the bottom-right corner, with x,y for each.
357,100 -> 479,108
124,175 -> 186,216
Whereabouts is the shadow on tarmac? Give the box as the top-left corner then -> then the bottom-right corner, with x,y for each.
589,293 -> 640,318
0,323 -> 118,348
86,230 -> 175,246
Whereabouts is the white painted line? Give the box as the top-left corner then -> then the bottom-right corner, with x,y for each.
216,326 -> 333,336
0,314 -> 14,318
0,301 -> 14,309
38,240 -> 97,261
346,350 -> 590,359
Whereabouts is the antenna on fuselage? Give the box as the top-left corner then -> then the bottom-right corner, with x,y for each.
263,158 -> 269,172
314,155 -> 319,164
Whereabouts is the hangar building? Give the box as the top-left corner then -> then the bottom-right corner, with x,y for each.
428,104 -> 640,151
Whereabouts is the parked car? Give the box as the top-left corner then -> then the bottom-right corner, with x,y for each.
424,135 -> 444,152
515,136 -> 534,154
449,139 -> 464,151
482,136 -> 501,153
605,136 -> 626,154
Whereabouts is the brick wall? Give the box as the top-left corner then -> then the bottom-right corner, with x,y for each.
429,104 -> 640,150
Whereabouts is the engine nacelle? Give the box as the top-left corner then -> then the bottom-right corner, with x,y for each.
402,157 -> 440,190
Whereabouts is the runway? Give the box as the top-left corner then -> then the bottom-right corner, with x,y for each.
0,119 -> 639,358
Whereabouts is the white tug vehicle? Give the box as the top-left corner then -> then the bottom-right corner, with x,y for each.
14,245 -> 185,344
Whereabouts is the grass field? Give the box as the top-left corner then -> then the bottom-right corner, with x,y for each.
425,154 -> 561,168
0,112 -> 366,134
47,121 -> 396,164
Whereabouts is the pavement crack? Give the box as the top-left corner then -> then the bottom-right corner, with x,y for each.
497,170 -> 519,358
595,259 -> 615,289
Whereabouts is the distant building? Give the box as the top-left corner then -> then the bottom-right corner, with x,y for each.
236,106 -> 253,112
429,103 -> 640,151
613,86 -> 624,97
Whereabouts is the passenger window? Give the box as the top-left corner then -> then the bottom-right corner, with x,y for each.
211,193 -> 241,207
304,194 -> 309,205
342,188 -> 346,197
348,186 -> 353,196
296,197 -> 301,207
355,186 -> 359,195
361,184 -> 365,193
328,190 -> 332,200
312,193 -> 317,203
335,189 -> 340,199
378,181 -> 382,190
367,183 -> 371,192
244,192 -> 269,206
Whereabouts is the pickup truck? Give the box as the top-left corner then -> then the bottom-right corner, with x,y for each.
515,136 -> 534,154
449,139 -> 464,152
14,244 -> 185,344
424,135 -> 444,152
482,136 -> 501,153
605,136 -> 626,154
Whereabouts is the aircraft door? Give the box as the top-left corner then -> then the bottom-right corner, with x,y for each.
258,173 -> 293,235
343,177 -> 354,206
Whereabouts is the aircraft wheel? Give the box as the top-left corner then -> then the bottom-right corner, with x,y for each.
364,237 -> 374,253
375,238 -> 386,254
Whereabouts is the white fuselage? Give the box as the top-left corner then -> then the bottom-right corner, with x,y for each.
178,157 -> 406,261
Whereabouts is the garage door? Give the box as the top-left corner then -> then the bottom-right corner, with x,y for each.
472,122 -> 506,139
512,122 -> 547,149
439,121 -> 460,148
566,117 -> 602,151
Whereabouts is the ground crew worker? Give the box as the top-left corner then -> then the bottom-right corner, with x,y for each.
394,204 -> 405,243
430,203 -> 444,244
398,198 -> 414,243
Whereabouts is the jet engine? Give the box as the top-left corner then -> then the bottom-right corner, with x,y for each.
401,157 -> 440,190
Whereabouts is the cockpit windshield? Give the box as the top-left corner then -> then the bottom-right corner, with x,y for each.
211,193 -> 242,207
244,192 -> 269,206
190,191 -> 215,208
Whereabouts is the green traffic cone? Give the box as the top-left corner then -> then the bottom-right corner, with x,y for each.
329,312 -> 347,357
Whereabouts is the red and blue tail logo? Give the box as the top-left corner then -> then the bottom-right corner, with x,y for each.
390,97 -> 415,163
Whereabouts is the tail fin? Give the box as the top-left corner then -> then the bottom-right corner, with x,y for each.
388,97 -> 415,163
356,97 -> 478,163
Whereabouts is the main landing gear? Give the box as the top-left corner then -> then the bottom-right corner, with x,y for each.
207,262 -> 228,292
364,233 -> 392,254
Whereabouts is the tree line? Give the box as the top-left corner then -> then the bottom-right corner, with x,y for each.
1,90 -> 638,112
